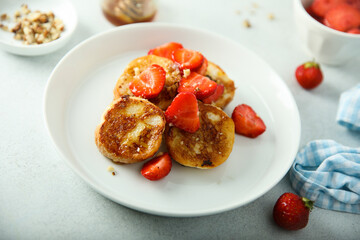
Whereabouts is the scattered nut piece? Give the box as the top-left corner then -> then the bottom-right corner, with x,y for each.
0,4 -> 65,45
107,166 -> 115,172
0,24 -> 8,31
268,13 -> 275,20
252,3 -> 259,8
235,10 -> 241,15
133,67 -> 140,75
183,69 -> 191,78
1,13 -> 9,21
243,20 -> 251,28
156,151 -> 164,157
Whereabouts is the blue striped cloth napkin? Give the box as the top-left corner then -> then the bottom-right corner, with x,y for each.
336,84 -> 360,131
289,140 -> 360,214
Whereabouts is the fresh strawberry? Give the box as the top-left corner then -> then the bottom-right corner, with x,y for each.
324,3 -> 360,32
165,92 -> 200,133
306,5 -> 324,23
141,153 -> 172,181
194,57 -> 208,75
310,0 -> 346,17
295,61 -> 323,90
178,72 -> 217,100
202,84 -> 224,104
172,48 -> 204,70
347,27 -> 360,33
273,193 -> 314,231
129,64 -> 166,99
148,42 -> 183,60
231,104 -> 266,138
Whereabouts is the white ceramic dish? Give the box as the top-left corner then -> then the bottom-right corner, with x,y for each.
293,0 -> 360,65
0,0 -> 77,56
44,23 -> 301,217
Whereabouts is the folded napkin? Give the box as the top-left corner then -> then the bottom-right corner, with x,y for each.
289,140 -> 360,214
336,84 -> 360,131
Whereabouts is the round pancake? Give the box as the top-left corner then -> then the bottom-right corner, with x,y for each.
205,61 -> 235,109
95,96 -> 165,164
114,55 -> 182,110
165,102 -> 235,169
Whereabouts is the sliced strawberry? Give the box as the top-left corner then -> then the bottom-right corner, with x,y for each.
165,92 -> 200,133
148,42 -> 183,60
172,48 -> 204,70
324,3 -> 360,32
311,0 -> 347,18
232,104 -> 266,138
129,64 -> 166,99
194,57 -> 208,75
177,72 -> 217,100
141,153 -> 172,181
202,84 -> 224,104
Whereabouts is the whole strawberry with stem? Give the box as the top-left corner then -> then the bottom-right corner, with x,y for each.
295,61 -> 323,89
273,192 -> 314,230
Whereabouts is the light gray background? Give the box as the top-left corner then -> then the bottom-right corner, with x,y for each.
1,0 -> 359,239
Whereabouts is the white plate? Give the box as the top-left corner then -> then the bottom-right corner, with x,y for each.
44,23 -> 301,217
0,0 -> 77,56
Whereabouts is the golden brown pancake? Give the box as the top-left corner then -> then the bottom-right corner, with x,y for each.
165,102 -> 235,169
95,96 -> 166,164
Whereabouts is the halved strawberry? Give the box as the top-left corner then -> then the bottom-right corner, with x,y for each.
148,42 -> 183,60
172,48 -> 204,70
165,92 -> 200,133
231,104 -> 266,138
129,64 -> 166,99
194,57 -> 208,75
202,84 -> 224,104
141,153 -> 172,181
177,72 -> 217,100
324,3 -> 360,32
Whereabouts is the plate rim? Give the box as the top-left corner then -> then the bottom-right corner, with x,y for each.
43,22 -> 301,217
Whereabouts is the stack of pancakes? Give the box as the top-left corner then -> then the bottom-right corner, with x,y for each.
95,54 -> 236,169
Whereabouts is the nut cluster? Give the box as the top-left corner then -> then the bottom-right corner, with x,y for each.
0,4 -> 64,45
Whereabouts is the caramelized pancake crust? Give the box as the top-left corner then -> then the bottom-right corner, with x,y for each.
205,61 -> 235,109
95,96 -> 165,163
165,102 -> 235,169
114,55 -> 182,110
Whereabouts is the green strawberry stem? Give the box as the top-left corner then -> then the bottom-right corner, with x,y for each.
304,61 -> 319,69
302,197 -> 314,211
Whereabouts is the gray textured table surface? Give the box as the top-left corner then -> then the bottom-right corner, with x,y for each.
1,0 -> 359,239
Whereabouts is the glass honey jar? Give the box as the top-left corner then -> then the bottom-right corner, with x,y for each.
101,0 -> 157,26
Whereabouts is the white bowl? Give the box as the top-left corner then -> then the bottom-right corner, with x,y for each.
0,0 -> 77,56
293,0 -> 360,65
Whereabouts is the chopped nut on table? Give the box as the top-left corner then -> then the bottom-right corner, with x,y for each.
243,19 -> 251,28
0,4 -> 65,45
